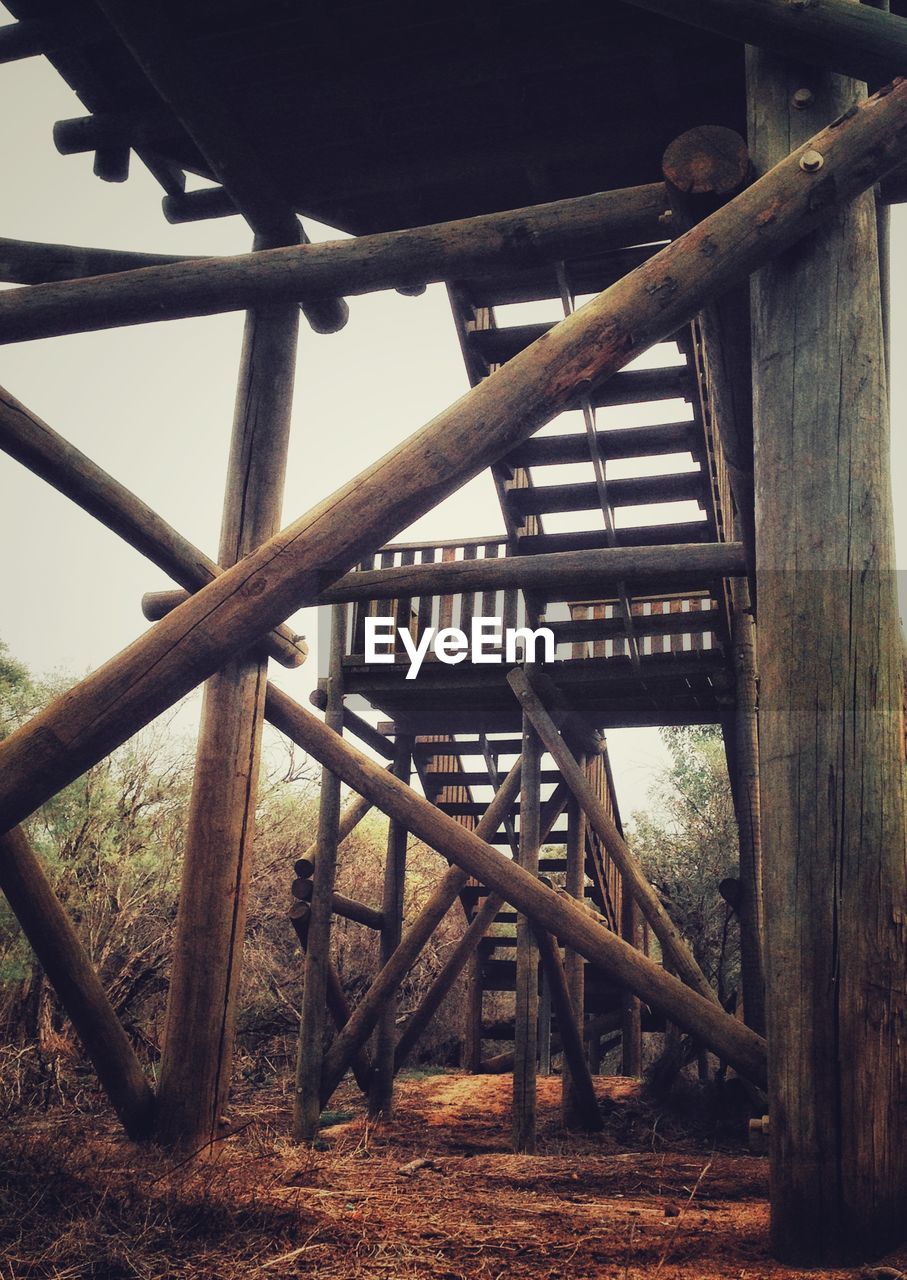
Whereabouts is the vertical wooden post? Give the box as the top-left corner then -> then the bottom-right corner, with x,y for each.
156,293 -> 298,1149
538,965 -> 553,1076
562,782 -> 588,1118
293,605 -> 347,1142
748,43 -> 907,1264
513,716 -> 541,1153
619,881 -> 643,1076
368,732 -> 413,1118
463,951 -> 483,1073
729,580 -> 766,1037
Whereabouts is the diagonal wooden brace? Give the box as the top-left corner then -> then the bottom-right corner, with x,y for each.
2,81 -> 906,834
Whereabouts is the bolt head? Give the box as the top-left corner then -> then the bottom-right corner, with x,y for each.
792,87 -> 813,109
800,149 -> 824,173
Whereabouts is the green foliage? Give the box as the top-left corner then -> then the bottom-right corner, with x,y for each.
628,726 -> 740,1005
0,640 -> 469,1106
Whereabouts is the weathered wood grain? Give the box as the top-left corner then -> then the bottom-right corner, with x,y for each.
1,87 -> 905,835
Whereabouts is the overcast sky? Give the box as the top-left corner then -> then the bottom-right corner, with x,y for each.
1,19 -> 905,820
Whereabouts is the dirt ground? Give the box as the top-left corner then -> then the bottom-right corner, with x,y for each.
1,1071 -> 904,1280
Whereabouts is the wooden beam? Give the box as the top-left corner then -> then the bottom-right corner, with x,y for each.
142,541 -> 747,617
394,782 -> 569,1072
369,734 -> 413,1119
294,606 -> 347,1142
0,236 -> 185,284
0,386 -> 306,669
661,126 -> 757,584
563,787 -> 588,1118
508,668 -> 717,1007
0,184 -> 667,343
748,45 -> 907,1264
288,903 -> 372,1096
262,686 -> 767,1086
294,792 -> 375,878
318,759 -> 523,1103
728,585 -> 765,1037
620,0 -> 907,84
534,926 -> 603,1132
2,87 -> 904,833
0,826 -> 154,1139
91,0 -> 348,335
309,687 -> 396,760
155,297 -> 299,1150
291,878 -> 384,931
513,718 -> 541,1153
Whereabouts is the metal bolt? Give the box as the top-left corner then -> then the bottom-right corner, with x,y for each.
800,149 -> 824,173
792,87 -> 813,110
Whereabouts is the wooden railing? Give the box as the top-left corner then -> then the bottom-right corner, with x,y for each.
343,536 -> 723,666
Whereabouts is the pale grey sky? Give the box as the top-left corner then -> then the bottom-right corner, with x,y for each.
1,21 -> 904,819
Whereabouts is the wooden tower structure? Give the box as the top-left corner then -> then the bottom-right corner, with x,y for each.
0,0 -> 905,1265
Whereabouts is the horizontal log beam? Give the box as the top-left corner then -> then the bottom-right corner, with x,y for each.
143,542 -> 746,620
291,878 -> 384,930
308,687 -> 396,759
620,0 -> 907,85
0,185 -> 672,345
264,686 -> 767,1085
0,386 -> 307,669
0,236 -> 187,285
0,84 -> 904,833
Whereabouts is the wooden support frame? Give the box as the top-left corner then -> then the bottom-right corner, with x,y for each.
155,295 -> 299,1149
289,904 -> 372,1095
317,760 -> 523,1104
369,734 -> 413,1119
293,606 -> 348,1142
143,540 -> 747,617
0,183 -> 668,342
748,45 -> 907,1264
1,87 -> 905,836
91,0 -> 348,334
260,688 -> 766,1085
291,880 -> 384,932
394,781 -> 569,1073
533,927 -> 603,1132
508,668 -> 717,1006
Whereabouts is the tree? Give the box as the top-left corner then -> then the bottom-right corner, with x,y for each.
628,727 -> 740,1007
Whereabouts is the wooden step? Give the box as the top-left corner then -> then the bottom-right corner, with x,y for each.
506,420 -> 700,469
516,520 -> 709,555
427,768 -> 562,787
415,737 -> 524,759
506,470 -> 704,518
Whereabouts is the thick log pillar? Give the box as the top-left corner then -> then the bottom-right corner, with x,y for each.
747,46 -> 907,1263
368,733 -> 413,1118
513,717 -> 541,1153
293,605 -> 347,1142
156,296 -> 298,1148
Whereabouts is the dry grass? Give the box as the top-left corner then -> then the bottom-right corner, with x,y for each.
1,1072 -> 904,1280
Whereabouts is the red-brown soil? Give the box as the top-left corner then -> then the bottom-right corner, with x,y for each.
1,1072 -> 904,1279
